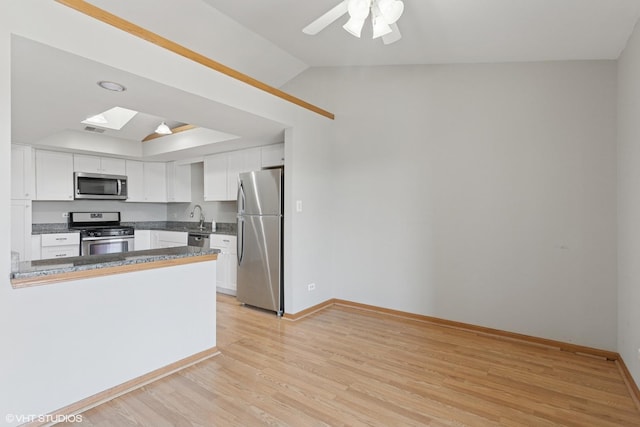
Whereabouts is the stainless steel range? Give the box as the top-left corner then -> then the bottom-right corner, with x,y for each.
69,212 -> 135,256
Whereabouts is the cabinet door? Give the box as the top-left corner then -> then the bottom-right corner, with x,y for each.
125,160 -> 144,202
166,162 -> 191,203
41,233 -> 80,246
31,235 -> 41,261
101,157 -> 126,175
11,145 -> 34,200
11,200 -> 32,261
151,231 -> 187,248
261,143 -> 284,168
143,163 -> 167,202
204,154 -> 227,201
227,148 -> 260,201
73,154 -> 101,173
226,151 -> 244,201
134,230 -> 151,251
35,150 -> 74,201
243,148 -> 262,172
41,246 -> 79,260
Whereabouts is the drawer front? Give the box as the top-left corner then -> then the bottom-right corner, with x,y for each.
210,234 -> 235,250
41,233 -> 80,247
41,245 -> 79,259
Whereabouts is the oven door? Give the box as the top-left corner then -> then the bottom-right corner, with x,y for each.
81,236 -> 135,256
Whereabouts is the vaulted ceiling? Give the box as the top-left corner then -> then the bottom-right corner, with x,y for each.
10,0 -> 640,160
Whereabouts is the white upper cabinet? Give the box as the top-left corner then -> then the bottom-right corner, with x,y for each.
143,162 -> 167,203
261,143 -> 285,168
125,160 -> 144,202
125,160 -> 167,203
203,153 -> 228,201
35,150 -> 74,201
74,154 -> 126,175
227,148 -> 261,200
166,162 -> 191,203
205,147 -> 262,202
11,144 -> 35,200
100,157 -> 127,175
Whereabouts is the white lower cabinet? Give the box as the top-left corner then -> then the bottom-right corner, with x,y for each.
31,235 -> 41,261
39,232 -> 80,260
150,230 -> 187,249
210,234 -> 237,295
134,230 -> 151,251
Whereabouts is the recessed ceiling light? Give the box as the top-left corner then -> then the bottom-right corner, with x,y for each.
97,81 -> 126,92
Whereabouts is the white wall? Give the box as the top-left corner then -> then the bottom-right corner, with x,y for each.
0,3 -> 14,418
283,61 -> 618,350
618,19 -> 640,386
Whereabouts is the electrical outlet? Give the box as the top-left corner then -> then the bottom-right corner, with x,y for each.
307,283 -> 316,291
61,212 -> 69,219
637,348 -> 640,361
296,200 -> 303,213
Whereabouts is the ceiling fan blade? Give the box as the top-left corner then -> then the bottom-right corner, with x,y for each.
302,1 -> 348,35
382,22 -> 402,45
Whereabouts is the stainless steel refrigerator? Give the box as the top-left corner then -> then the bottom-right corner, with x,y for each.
236,168 -> 283,315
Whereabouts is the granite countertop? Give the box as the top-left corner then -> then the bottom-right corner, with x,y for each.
32,221 -> 237,236
11,246 -> 220,282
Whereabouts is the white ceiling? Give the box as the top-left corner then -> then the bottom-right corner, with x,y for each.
11,0 -> 640,161
11,36 -> 286,161
203,0 -> 640,67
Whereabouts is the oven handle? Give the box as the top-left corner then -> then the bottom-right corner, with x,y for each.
81,236 -> 134,242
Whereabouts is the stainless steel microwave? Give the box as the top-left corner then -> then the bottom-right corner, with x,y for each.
74,172 -> 128,200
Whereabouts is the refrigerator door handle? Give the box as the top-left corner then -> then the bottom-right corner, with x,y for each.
237,216 -> 245,266
238,179 -> 246,215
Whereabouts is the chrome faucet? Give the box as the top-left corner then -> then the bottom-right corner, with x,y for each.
190,204 -> 205,230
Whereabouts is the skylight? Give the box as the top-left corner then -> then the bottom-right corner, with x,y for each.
81,106 -> 138,130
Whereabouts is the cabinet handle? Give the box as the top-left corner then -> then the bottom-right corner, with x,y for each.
55,238 -> 67,241
55,254 -> 66,257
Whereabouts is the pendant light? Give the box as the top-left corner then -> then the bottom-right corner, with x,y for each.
155,121 -> 172,135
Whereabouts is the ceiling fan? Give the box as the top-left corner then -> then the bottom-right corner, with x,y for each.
303,0 -> 405,45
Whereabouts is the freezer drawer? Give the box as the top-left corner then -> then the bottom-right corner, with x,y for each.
237,215 -> 282,313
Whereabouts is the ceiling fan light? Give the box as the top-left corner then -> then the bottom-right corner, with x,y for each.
347,0 -> 371,20
343,17 -> 366,38
371,2 -> 392,39
372,18 -> 392,39
377,0 -> 404,24
155,121 -> 172,135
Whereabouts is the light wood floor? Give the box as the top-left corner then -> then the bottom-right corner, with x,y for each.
60,294 -> 640,426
